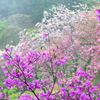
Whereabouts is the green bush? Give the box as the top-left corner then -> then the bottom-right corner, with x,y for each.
0,20 -> 7,31
7,14 -> 32,25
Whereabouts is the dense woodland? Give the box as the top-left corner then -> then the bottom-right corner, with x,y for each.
0,0 -> 96,22
0,0 -> 98,49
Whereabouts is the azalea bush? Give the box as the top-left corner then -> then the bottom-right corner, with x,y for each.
0,4 -> 100,100
1,41 -> 100,100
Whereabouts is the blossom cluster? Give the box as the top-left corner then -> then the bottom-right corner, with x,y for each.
96,9 -> 100,21
0,46 -> 100,100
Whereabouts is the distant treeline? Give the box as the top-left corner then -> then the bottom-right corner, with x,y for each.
0,0 -> 97,23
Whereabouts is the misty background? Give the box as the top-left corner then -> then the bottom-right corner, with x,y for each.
0,0 -> 98,49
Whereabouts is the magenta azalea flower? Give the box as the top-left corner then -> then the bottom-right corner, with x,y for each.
95,9 -> 100,21
0,92 -> 4,99
95,9 -> 100,14
16,93 -> 34,100
43,33 -> 48,37
98,82 -> 100,88
96,97 -> 100,100
96,15 -> 100,21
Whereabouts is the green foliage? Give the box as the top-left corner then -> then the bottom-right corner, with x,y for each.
0,20 -> 7,31
0,14 -> 34,49
7,14 -> 32,25
8,87 -> 18,100
93,74 -> 100,85
36,71 -> 43,79
0,87 -> 19,100
26,28 -> 39,38
9,93 -> 19,100
7,87 -> 17,95
0,25 -> 20,49
0,20 -> 7,40
26,28 -> 38,33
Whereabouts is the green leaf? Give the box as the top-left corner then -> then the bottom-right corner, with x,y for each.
54,54 -> 57,58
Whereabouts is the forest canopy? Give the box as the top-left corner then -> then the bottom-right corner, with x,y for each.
0,0 -> 97,23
